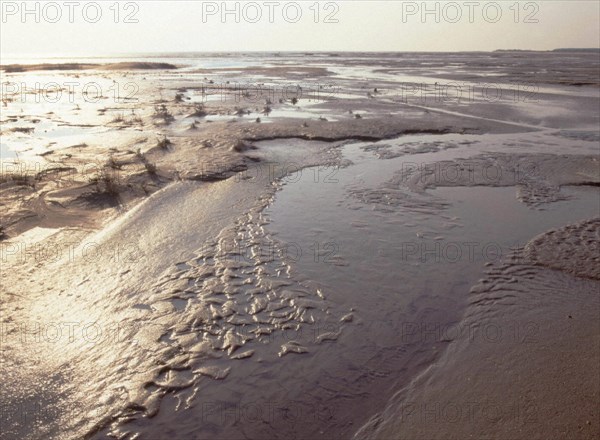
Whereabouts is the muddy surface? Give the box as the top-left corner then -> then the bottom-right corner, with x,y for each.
1,52 -> 599,440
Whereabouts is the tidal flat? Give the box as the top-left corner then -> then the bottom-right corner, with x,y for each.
1,51 -> 598,439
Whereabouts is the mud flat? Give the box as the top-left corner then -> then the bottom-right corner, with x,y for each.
355,229 -> 600,440
265,137 -> 600,440
0,52 -> 599,439
525,218 -> 600,280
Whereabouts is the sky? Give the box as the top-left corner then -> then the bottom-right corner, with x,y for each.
1,1 -> 599,56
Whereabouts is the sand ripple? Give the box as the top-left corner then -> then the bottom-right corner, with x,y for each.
525,218 -> 600,280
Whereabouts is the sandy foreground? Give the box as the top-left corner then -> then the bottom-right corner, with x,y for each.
0,52 -> 599,439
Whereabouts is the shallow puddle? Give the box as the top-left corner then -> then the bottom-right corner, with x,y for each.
259,135 -> 599,437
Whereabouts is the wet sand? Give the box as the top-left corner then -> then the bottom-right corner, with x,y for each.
1,51 -> 599,439
356,238 -> 599,440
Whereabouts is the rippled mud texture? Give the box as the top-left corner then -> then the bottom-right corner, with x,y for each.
525,218 -> 600,280
351,152 -> 600,212
1,52 -> 599,440
0,99 -> 503,240
356,245 -> 600,440
92,207 -> 348,438
1,138 -> 343,440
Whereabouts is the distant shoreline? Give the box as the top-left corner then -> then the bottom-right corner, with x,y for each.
0,61 -> 178,73
1,48 -> 599,61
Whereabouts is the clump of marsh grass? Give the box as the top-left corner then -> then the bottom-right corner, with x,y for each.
135,148 -> 158,176
144,161 -> 157,175
189,104 -> 207,118
111,112 -> 125,123
153,104 -> 174,124
0,169 -> 38,189
106,155 -> 123,170
128,110 -> 143,125
89,168 -> 120,196
157,136 -> 172,150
